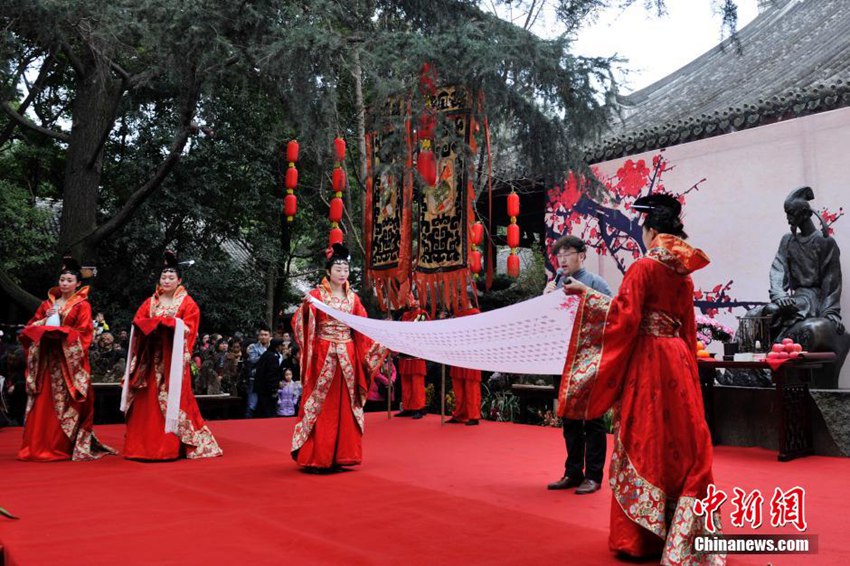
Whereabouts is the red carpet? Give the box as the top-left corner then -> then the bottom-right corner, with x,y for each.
1,416 -> 848,565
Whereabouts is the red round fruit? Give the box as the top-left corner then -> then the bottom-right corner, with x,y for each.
788,351 -> 800,359
782,338 -> 794,345
767,351 -> 779,359
792,344 -> 803,352
771,343 -> 785,353
777,351 -> 789,359
784,344 -> 796,353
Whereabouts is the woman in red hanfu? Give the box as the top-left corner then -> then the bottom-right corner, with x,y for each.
291,244 -> 386,472
122,251 -> 222,461
18,256 -> 116,461
560,194 -> 723,565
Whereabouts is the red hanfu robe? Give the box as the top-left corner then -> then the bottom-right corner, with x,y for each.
18,286 -> 116,461
449,307 -> 482,422
291,279 -> 386,468
399,308 -> 430,412
559,234 -> 724,565
123,286 -> 222,460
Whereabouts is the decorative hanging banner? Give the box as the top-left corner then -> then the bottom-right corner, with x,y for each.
308,291 -> 578,375
366,95 -> 414,309
414,84 -> 475,314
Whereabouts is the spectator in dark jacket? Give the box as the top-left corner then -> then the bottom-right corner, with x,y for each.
254,339 -> 286,418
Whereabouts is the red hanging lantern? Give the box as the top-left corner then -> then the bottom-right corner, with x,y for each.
329,227 -> 344,246
417,149 -> 437,186
507,253 -> 520,278
418,112 -> 436,141
329,197 -> 344,223
334,137 -> 346,162
470,249 -> 482,274
332,167 -> 347,192
507,223 -> 520,249
284,194 -> 297,219
285,166 -> 298,190
471,222 -> 484,246
286,140 -> 299,163
507,192 -> 520,218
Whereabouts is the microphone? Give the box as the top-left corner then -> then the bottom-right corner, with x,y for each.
553,268 -> 565,287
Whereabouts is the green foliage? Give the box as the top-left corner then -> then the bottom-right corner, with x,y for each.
0,180 -> 54,282
481,384 -> 520,422
1,0 -> 739,328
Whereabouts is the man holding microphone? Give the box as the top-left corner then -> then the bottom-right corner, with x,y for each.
544,235 -> 612,495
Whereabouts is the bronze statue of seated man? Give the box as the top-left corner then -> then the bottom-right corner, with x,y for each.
738,186 -> 849,388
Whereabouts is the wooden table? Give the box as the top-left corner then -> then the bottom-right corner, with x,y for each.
697,353 -> 835,461
92,383 -> 243,422
510,383 -> 556,423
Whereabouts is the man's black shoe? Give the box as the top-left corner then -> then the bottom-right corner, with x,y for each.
547,475 -> 583,490
575,479 -> 602,494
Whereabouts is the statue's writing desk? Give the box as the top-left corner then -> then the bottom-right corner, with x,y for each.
698,353 -> 836,461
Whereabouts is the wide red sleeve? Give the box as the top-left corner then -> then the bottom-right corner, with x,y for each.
679,276 -> 700,389
178,296 -> 201,354
66,300 -> 94,351
132,298 -> 152,325
559,259 -> 650,420
27,300 -> 50,326
352,294 -> 388,379
292,290 -> 321,391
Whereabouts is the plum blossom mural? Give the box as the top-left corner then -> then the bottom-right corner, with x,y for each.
545,150 -> 766,317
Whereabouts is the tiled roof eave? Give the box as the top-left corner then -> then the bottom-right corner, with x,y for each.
583,83 -> 850,163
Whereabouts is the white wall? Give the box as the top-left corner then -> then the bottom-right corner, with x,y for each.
583,107 -> 850,387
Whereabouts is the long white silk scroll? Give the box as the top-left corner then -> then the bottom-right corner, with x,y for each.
309,292 -> 578,374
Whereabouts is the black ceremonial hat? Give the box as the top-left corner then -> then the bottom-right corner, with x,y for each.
632,193 -> 682,217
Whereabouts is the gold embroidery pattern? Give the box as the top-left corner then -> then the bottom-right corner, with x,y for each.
647,246 -> 688,275
62,337 -> 89,399
176,409 -> 223,459
610,433 -> 725,565
317,319 -> 352,342
25,343 -> 41,395
291,348 -> 340,452
150,286 -> 188,318
38,346 -> 115,461
639,310 -> 683,338
661,497 -> 725,566
335,342 -> 364,431
559,289 -> 610,419
610,432 -> 667,538
71,429 -> 117,461
364,342 -> 388,387
156,374 -> 222,458
49,352 -> 81,440
645,234 -> 710,276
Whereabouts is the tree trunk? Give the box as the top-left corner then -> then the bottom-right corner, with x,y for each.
274,213 -> 292,331
352,47 -> 370,285
0,269 -> 40,314
265,261 -> 276,329
57,66 -> 123,264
